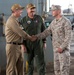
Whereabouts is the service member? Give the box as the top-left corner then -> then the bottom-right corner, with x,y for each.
21,3 -> 46,75
5,4 -> 32,75
33,5 -> 71,75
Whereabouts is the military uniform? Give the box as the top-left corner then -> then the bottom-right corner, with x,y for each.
36,16 -> 71,75
21,14 -> 46,75
5,4 -> 30,75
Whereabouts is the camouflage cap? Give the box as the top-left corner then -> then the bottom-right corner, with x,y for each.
51,5 -> 61,10
11,4 -> 24,11
26,3 -> 36,9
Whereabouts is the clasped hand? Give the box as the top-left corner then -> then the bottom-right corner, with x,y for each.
29,35 -> 37,41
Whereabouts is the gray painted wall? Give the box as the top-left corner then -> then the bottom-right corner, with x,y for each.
0,37 -> 6,68
0,0 -> 44,19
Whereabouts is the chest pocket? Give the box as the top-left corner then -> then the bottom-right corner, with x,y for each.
24,18 -> 42,35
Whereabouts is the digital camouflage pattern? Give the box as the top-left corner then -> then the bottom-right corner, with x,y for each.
36,16 -> 71,75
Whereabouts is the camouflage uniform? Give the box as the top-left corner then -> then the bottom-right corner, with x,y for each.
36,16 -> 71,75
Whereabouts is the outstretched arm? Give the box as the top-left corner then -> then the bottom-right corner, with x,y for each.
31,25 -> 52,41
36,25 -> 52,39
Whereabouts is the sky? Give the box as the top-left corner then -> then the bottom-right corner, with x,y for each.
50,0 -> 74,10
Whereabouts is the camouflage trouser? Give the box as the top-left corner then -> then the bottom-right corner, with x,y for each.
54,50 -> 70,75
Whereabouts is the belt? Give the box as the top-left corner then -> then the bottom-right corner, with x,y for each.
7,42 -> 22,45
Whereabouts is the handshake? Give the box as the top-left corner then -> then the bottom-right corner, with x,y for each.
28,35 -> 38,41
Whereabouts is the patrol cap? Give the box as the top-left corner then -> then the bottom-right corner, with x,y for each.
11,4 -> 24,11
51,5 -> 61,11
26,3 -> 36,9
